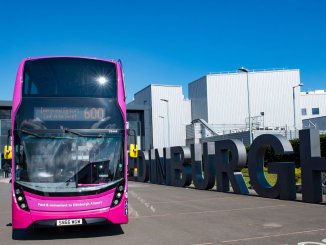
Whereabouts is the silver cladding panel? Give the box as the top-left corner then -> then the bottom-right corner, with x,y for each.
300,92 -> 326,120
151,85 -> 191,149
130,85 -> 191,150
188,76 -> 208,122
190,70 -> 302,130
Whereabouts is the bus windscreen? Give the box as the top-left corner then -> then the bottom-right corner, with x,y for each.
14,133 -> 124,194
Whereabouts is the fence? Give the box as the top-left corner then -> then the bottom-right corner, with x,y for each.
186,120 -> 326,146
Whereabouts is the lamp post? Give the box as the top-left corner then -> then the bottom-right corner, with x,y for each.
158,116 -> 166,146
238,67 -> 252,145
292,83 -> 304,134
160,99 -> 170,146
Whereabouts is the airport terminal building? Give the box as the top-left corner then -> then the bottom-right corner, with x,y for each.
189,69 -> 301,130
127,69 -> 326,149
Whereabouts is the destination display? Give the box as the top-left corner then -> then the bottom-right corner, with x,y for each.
34,107 -> 105,121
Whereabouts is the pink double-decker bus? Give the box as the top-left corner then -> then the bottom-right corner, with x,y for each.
10,57 -> 132,233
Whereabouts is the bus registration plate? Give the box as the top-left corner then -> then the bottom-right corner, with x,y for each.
56,219 -> 82,226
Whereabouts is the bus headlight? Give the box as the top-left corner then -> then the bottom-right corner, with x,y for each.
14,185 -> 29,211
111,184 -> 124,208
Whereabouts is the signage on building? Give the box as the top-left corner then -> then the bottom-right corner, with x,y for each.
129,129 -> 326,204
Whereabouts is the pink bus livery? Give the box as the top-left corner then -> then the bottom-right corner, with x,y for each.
10,57 -> 130,232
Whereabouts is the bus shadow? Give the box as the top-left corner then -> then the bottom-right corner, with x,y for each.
12,224 -> 124,240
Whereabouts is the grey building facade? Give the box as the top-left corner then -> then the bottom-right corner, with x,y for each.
0,100 -> 12,172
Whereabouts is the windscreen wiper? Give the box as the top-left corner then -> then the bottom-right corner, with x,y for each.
63,128 -> 85,137
16,129 -> 55,139
63,128 -> 105,138
63,128 -> 123,138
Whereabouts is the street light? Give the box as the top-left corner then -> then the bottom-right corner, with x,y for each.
158,116 -> 166,146
238,67 -> 252,145
160,99 -> 170,146
292,83 -> 304,132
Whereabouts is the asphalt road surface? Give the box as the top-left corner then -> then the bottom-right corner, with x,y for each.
0,181 -> 325,245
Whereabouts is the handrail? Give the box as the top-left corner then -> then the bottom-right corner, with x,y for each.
191,119 -> 218,136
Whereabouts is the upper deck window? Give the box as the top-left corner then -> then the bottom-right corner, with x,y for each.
23,58 -> 117,98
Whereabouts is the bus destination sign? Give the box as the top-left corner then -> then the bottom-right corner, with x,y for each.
34,107 -> 105,121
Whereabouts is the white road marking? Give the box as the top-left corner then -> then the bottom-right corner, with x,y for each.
130,204 -> 286,219
193,243 -> 213,245
297,238 -> 326,245
132,196 -> 235,205
128,204 -> 139,218
129,190 -> 156,214
263,222 -> 283,228
220,228 -> 326,243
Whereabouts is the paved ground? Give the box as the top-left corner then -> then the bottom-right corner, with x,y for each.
0,181 -> 326,245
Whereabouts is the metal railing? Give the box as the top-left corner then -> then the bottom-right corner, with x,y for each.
208,68 -> 291,75
186,119 -> 326,143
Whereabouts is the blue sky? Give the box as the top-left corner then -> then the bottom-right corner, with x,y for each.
0,0 -> 325,102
